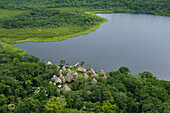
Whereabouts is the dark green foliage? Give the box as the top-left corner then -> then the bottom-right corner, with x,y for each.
0,0 -> 169,16
139,71 -> 153,78
14,97 -> 41,113
119,66 -> 130,75
0,9 -> 103,29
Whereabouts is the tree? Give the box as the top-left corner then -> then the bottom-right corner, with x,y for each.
139,71 -> 153,78
0,94 -> 8,106
59,60 -> 66,67
79,61 -> 85,67
102,97 -> 118,113
44,96 -> 67,113
119,66 -> 130,75
15,97 -> 41,113
60,60 -> 66,65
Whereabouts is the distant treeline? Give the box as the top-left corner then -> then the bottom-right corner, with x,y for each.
0,0 -> 170,16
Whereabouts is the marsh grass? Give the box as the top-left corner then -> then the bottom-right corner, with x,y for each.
0,8 -> 107,43
0,21 -> 107,43
0,9 -> 25,18
0,41 -> 26,55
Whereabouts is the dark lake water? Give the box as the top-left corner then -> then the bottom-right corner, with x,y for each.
14,13 -> 170,80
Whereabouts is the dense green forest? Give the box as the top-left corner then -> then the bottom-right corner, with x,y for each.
0,0 -> 170,16
0,9 -> 103,29
0,43 -> 170,113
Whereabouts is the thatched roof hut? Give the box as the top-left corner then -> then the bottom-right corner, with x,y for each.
58,70 -> 62,75
51,75 -> 57,81
67,69 -> 73,74
62,67 -> 66,71
62,85 -> 71,93
34,87 -> 40,94
100,70 -> 106,75
59,74 -> 64,79
90,68 -> 95,73
90,68 -> 98,78
46,61 -> 52,65
59,74 -> 66,83
91,73 -> 98,78
90,78 -> 98,85
73,72 -> 78,78
65,73 -> 73,83
76,67 -> 87,73
102,75 -> 107,80
54,77 -> 62,84
83,74 -> 89,81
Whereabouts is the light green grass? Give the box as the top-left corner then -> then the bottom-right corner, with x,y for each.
0,9 -> 25,18
0,20 -> 107,44
0,41 -> 26,55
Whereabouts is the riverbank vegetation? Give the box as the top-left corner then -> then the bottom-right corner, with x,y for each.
0,0 -> 170,43
0,8 -> 106,43
0,45 -> 169,113
0,42 -> 26,55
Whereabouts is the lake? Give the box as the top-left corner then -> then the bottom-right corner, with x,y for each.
14,13 -> 170,80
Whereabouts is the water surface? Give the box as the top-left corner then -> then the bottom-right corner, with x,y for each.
15,13 -> 170,80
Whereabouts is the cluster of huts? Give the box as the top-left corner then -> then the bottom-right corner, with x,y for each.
35,61 -> 107,94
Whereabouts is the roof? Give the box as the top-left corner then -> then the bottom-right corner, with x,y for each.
54,77 -> 62,84
90,68 -> 98,78
47,61 -> 52,65
51,75 -> 57,81
62,85 -> 71,93
65,73 -> 73,83
90,78 -> 98,85
102,75 -> 107,80
73,72 -> 78,78
62,67 -> 66,71
59,74 -> 64,79
91,73 -> 98,78
83,74 -> 89,81
59,74 -> 65,83
76,67 -> 87,73
90,68 -> 95,73
67,69 -> 73,74
34,87 -> 40,94
58,70 -> 62,75
100,70 -> 106,75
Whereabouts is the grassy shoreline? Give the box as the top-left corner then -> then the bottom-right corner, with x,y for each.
0,41 -> 26,55
0,9 -> 107,44
1,17 -> 107,44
